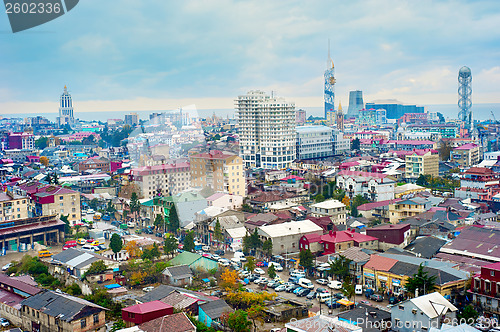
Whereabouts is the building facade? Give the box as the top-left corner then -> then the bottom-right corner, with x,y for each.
0,191 -> 29,222
347,90 -> 364,119
190,150 -> 245,196
365,101 -> 424,120
470,261 -> 500,316
125,112 -> 139,126
131,162 -> 191,199
336,170 -> 396,202
451,143 -> 481,167
296,125 -> 334,160
236,90 -> 296,169
309,199 -> 347,225
58,85 -> 74,127
405,149 -> 439,181
8,132 -> 34,150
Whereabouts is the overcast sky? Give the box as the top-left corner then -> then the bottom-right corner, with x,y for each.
1,0 -> 500,114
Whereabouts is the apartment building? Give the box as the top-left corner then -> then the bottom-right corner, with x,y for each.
451,143 -> 481,167
15,182 -> 81,225
309,199 -> 347,225
130,161 -> 191,199
388,197 -> 431,224
296,125 -> 334,160
0,191 -> 29,222
470,261 -> 500,316
405,149 -> 439,181
190,150 -> 245,196
236,90 -> 296,170
336,170 -> 396,201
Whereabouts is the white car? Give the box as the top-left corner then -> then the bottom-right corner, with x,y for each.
2,263 -> 12,271
256,277 -> 268,284
202,245 -> 210,252
328,280 -> 342,289
127,221 -> 135,228
212,254 -> 220,260
0,318 -> 9,327
239,270 -> 250,277
142,286 -> 154,292
254,268 -> 265,275
316,279 -> 328,285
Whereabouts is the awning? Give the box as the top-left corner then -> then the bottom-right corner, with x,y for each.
337,299 -> 354,306
202,278 -> 210,283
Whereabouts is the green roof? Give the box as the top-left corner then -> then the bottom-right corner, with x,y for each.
168,251 -> 202,266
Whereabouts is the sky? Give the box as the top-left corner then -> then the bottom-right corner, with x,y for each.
1,0 -> 500,115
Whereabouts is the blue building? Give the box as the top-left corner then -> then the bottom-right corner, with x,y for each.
198,299 -> 233,327
365,100 -> 424,119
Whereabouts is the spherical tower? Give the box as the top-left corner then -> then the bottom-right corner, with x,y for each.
458,66 -> 472,129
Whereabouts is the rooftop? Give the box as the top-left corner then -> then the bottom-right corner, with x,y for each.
123,300 -> 173,314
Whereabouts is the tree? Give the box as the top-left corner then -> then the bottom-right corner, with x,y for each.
243,229 -> 262,255
214,218 -> 223,245
329,255 -> 351,281
299,249 -> 314,275
457,305 -> 479,322
164,235 -> 178,257
227,310 -> 252,332
351,138 -> 360,150
130,192 -> 140,222
314,194 -> 325,203
439,139 -> 453,161
39,156 -> 49,166
241,203 -> 253,213
167,205 -> 180,233
35,136 -> 49,149
110,320 -> 126,332
106,200 -> 116,214
85,260 -> 107,276
220,268 -> 239,291
267,264 -> 276,279
183,231 -> 195,252
262,239 -> 273,258
247,305 -> 265,332
245,256 -> 256,274
154,214 -> 164,229
405,263 -> 437,296
341,195 -> 350,207
342,275 -> 356,300
60,214 -> 71,234
352,194 -> 369,209
89,198 -> 99,211
350,205 -> 360,217
109,233 -> 123,257
124,240 -> 142,258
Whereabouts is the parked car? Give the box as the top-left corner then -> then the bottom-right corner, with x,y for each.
275,284 -> 287,292
293,287 -> 304,295
255,277 -> 268,285
142,286 -> 154,292
77,238 -> 86,245
87,238 -> 95,243
370,294 -> 383,302
127,221 -> 135,228
135,229 -> 142,234
306,291 -> 317,300
155,232 -> 163,238
0,318 -> 9,327
202,245 -> 210,252
286,284 -> 300,293
214,249 -> 225,256
365,288 -> 374,299
102,214 -> 111,221
248,274 -> 260,282
2,263 -> 12,271
316,278 -> 328,285
328,280 -> 342,289
355,285 -> 363,295
212,254 -> 220,260
389,296 -> 399,304
316,287 -> 328,294
325,299 -> 342,309
256,261 -> 268,267
254,268 -> 265,275
333,292 -> 344,299
297,288 -> 311,297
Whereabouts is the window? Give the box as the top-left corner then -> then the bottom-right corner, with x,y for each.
491,270 -> 495,277
93,313 -> 99,324
81,318 -> 87,328
60,196 -> 63,200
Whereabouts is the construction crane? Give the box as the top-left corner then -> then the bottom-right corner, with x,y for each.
492,111 -> 498,124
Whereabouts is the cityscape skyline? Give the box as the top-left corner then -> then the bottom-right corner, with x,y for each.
1,1 -> 500,115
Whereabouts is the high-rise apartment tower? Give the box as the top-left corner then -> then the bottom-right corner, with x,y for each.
236,90 -> 296,170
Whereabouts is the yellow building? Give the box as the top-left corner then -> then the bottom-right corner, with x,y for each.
190,150 -> 245,196
363,255 -> 467,298
405,149 -> 439,181
0,191 -> 29,222
388,197 -> 430,224
451,143 -> 480,167
394,183 -> 427,198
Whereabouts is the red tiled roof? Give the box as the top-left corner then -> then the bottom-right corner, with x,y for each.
357,199 -> 401,211
364,255 -> 398,271
123,300 -> 173,314
280,175 -> 305,181
139,312 -> 195,332
0,274 -> 41,296
301,233 -> 322,243
337,170 -> 388,179
454,143 -> 478,150
320,230 -> 378,244
388,140 -> 436,145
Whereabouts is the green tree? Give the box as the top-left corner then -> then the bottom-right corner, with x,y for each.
109,233 -> 123,257
405,263 -> 437,296
241,203 -> 253,213
439,139 -> 453,161
167,205 -> 180,233
35,136 -> 49,149
351,205 -> 360,217
262,239 -> 273,258
164,235 -> 178,257
352,194 -> 369,208
227,310 -> 252,332
245,256 -> 256,274
341,275 -> 355,300
106,200 -> 116,214
314,194 -> 325,203
154,214 -> 164,229
85,260 -> 107,276
329,255 -> 351,281
243,229 -> 262,255
89,198 -> 99,210
351,138 -> 360,150
150,243 -> 161,259
130,192 -> 141,221
267,264 -> 276,279
60,214 -> 71,234
457,305 -> 479,322
299,249 -> 314,275
183,231 -> 195,252
111,320 -> 126,332
247,305 -> 265,332
214,218 -> 223,245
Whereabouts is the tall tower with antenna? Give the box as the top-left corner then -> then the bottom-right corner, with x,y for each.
324,41 -> 335,120
458,66 -> 472,129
